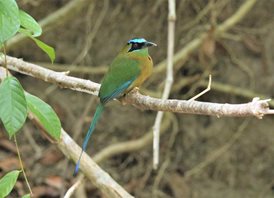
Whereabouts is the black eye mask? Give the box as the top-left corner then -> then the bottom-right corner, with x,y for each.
128,42 -> 144,52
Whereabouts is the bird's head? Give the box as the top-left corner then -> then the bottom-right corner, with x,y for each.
121,38 -> 156,55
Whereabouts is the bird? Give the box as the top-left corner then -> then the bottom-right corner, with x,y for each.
74,38 -> 156,175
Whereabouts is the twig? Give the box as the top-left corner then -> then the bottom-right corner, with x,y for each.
171,74 -> 201,93
198,80 -> 274,108
189,74 -> 211,101
74,179 -> 88,198
152,158 -> 170,197
64,174 -> 85,198
152,0 -> 176,170
0,56 -> 273,118
153,115 -> 178,197
14,135 -> 33,196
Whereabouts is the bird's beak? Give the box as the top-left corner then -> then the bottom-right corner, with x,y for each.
145,41 -> 157,47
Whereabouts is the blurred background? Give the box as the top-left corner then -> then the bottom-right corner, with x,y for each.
1,0 -> 274,197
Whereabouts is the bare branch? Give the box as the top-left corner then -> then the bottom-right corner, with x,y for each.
1,56 -> 100,95
58,129 -> 134,198
198,80 -> 274,108
125,91 -> 272,119
189,74 -> 212,101
153,0 -> 176,170
0,56 -> 273,119
64,174 -> 84,198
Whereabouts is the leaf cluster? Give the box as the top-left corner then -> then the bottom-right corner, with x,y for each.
0,1 -> 61,196
0,0 -> 55,62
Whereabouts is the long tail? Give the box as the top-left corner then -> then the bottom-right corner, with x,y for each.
74,103 -> 104,175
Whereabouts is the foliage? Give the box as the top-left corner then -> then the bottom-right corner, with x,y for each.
0,1 -> 61,196
0,77 -> 27,138
0,77 -> 61,139
19,10 -> 42,37
22,194 -> 31,198
0,0 -> 60,139
0,170 -> 20,197
26,92 -> 61,139
0,0 -> 20,44
0,0 -> 55,62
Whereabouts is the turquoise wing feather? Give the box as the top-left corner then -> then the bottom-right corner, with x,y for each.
99,56 -> 140,103
100,79 -> 135,104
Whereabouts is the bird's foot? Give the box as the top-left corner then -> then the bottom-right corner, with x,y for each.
132,87 -> 140,93
120,87 -> 140,105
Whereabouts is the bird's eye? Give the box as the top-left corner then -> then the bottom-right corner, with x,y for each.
128,42 -> 141,52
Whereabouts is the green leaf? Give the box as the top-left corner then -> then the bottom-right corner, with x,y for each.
22,194 -> 30,198
0,0 -> 20,44
32,37 -> 55,63
0,77 -> 27,137
25,92 -> 61,139
18,29 -> 55,63
0,170 -> 21,197
19,10 -> 42,37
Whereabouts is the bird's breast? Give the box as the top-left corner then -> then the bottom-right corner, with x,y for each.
131,55 -> 153,88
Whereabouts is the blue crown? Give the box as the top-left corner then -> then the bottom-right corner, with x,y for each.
128,38 -> 147,44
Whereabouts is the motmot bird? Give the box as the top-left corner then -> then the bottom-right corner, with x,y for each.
74,38 -> 156,175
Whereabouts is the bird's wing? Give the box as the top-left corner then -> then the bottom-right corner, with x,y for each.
100,79 -> 135,104
99,57 -> 140,104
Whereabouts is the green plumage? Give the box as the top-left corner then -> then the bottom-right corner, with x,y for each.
74,38 -> 156,175
99,57 -> 140,103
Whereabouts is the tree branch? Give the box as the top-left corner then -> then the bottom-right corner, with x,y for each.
1,56 -> 100,95
0,55 -> 273,119
153,0 -> 176,169
125,91 -> 272,118
58,129 -> 134,198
